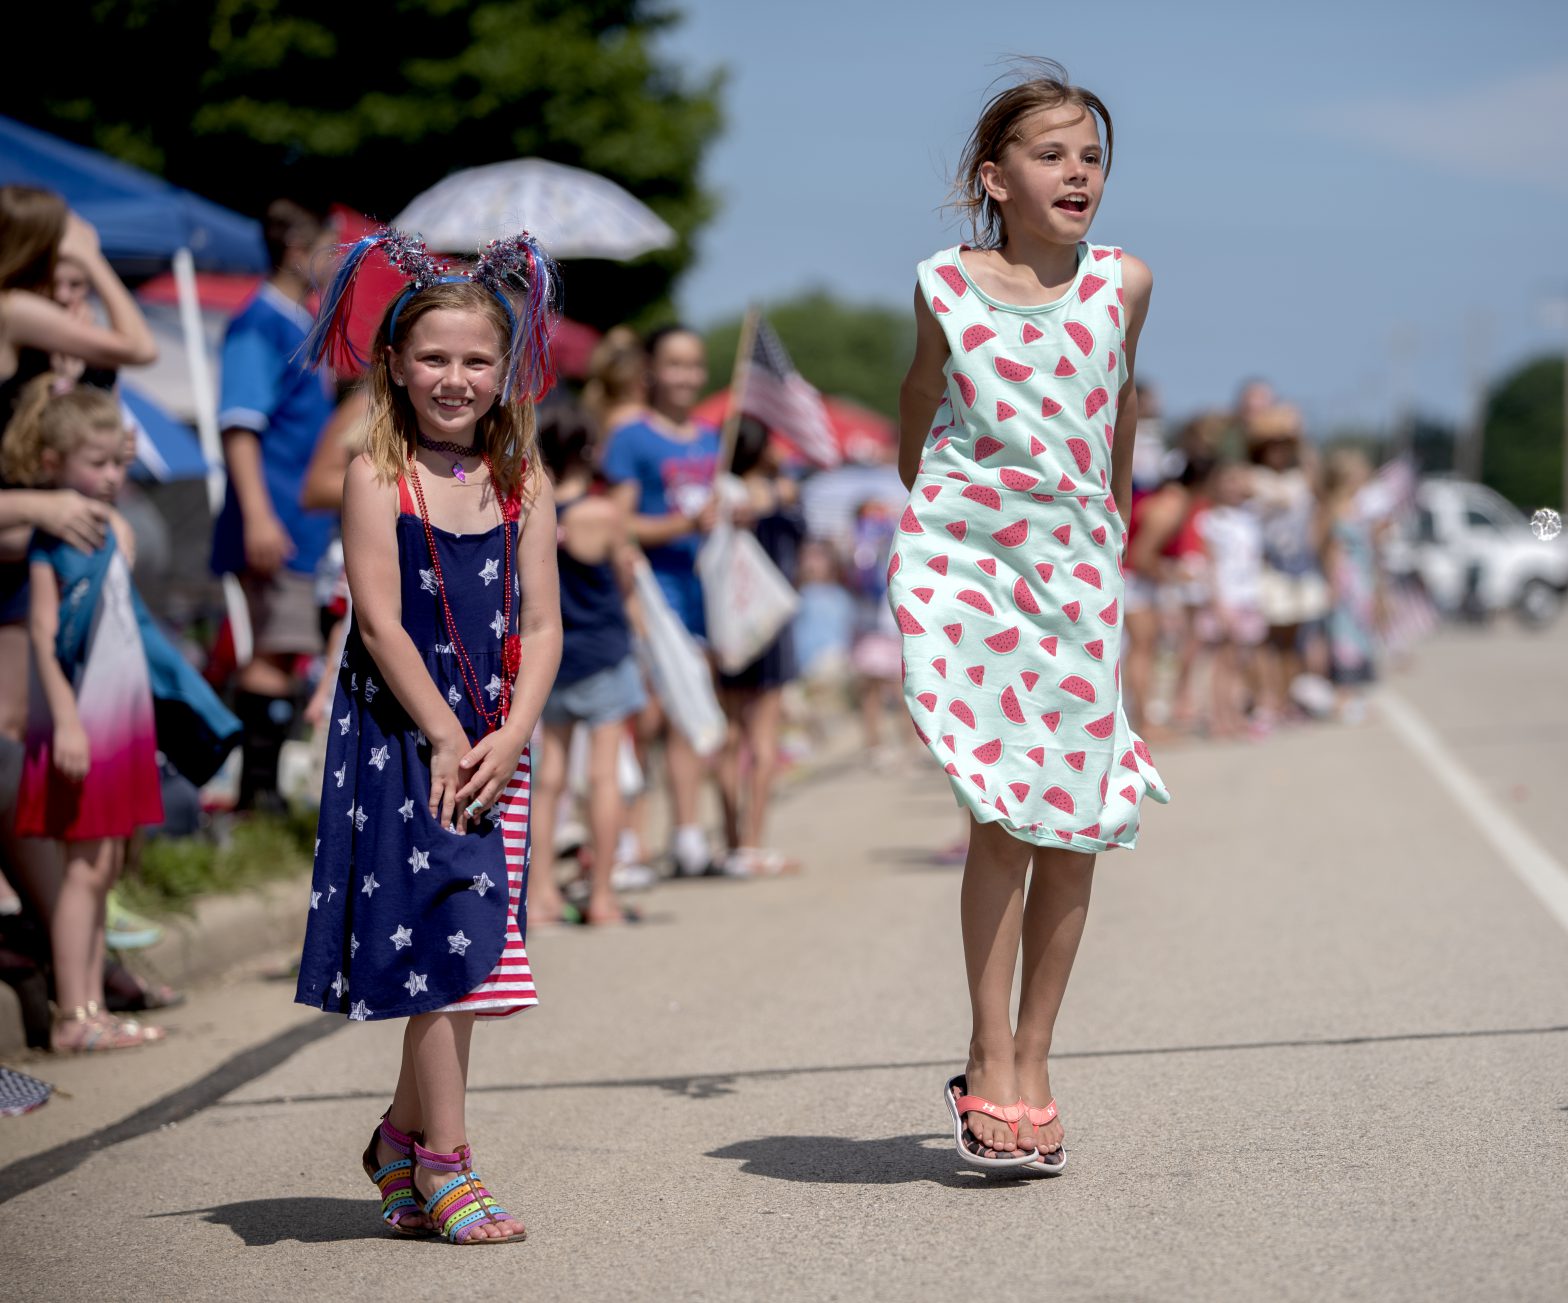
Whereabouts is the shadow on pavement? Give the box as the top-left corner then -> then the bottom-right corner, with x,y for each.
867,846 -> 965,870
0,1015 -> 343,1207
147,1196 -> 407,1246
707,1133 -> 1038,1189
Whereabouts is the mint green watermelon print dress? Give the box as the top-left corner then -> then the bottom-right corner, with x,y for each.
888,244 -> 1171,852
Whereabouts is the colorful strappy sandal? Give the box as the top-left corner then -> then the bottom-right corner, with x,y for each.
1019,1098 -> 1068,1176
362,1113 -> 430,1237
944,1073 -> 1039,1170
414,1139 -> 526,1245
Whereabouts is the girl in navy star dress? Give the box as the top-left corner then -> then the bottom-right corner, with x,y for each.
294,231 -> 563,1245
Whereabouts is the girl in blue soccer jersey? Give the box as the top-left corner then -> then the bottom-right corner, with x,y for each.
293,230 -> 562,1245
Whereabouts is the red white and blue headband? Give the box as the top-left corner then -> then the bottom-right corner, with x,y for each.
302,227 -> 563,404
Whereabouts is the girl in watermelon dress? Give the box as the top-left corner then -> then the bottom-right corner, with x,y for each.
293,231 -> 563,1244
891,63 -> 1170,1174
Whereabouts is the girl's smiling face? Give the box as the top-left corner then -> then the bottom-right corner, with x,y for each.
648,330 -> 708,421
982,106 -> 1106,245
389,308 -> 505,444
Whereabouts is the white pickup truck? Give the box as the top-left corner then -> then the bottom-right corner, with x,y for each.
1386,478 -> 1568,626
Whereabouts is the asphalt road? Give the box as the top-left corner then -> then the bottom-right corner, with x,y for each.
3,618 -> 1567,1303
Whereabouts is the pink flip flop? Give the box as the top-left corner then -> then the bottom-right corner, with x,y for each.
944,1074 -> 1039,1170
1019,1098 -> 1067,1176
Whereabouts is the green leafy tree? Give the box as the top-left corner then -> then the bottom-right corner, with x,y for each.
2,0 -> 724,324
703,291 -> 913,420
1481,356 -> 1565,510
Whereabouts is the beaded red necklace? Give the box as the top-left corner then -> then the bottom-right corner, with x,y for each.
406,454 -> 521,735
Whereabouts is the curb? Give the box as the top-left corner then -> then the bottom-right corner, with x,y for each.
0,872 -> 310,1057
0,714 -> 871,1055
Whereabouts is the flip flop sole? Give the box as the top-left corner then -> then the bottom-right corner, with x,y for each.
944,1074 -> 1038,1171
1019,1147 -> 1067,1177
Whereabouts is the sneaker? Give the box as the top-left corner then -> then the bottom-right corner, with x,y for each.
672,855 -> 717,878
611,862 -> 659,892
671,826 -> 714,878
105,892 -> 163,950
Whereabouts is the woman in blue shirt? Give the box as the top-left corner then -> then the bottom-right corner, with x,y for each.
600,326 -> 721,877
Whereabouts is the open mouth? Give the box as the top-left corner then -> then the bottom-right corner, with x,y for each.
434,397 -> 471,412
1054,195 -> 1089,214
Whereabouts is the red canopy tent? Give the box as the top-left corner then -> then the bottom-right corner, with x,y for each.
136,205 -> 601,379
691,389 -> 896,466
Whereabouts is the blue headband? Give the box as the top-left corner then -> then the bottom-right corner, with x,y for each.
387,274 -> 519,345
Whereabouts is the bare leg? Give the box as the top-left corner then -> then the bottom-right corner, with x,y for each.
583,720 -> 628,923
1210,639 -> 1240,736
1260,624 -> 1298,719
407,1011 -> 525,1241
47,838 -> 116,1013
958,818 -> 1033,1154
1013,847 -> 1096,1154
624,693 -> 661,865
0,633 -> 28,913
525,723 -> 572,923
715,687 -> 747,853
380,1023 -> 433,1232
86,838 -> 126,986
1170,605 -> 1203,728
666,727 -> 705,829
858,675 -> 882,749
0,623 -> 31,742
742,687 -> 784,850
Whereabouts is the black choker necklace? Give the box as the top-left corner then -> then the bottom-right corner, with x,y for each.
417,434 -> 479,482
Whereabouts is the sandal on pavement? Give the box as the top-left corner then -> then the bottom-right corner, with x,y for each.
1018,1098 -> 1067,1176
414,1139 -> 526,1245
944,1074 -> 1039,1170
721,847 -> 801,878
362,1113 -> 431,1237
52,1002 -> 165,1053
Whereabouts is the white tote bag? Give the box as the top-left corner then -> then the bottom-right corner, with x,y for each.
695,479 -> 801,675
631,555 -> 726,757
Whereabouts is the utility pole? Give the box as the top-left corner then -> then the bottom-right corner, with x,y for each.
1544,293 -> 1568,511
1459,313 -> 1491,482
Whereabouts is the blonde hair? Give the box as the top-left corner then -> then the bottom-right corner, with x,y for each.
1322,447 -> 1372,510
950,60 -> 1114,249
1,374 -> 123,486
580,325 -> 646,432
362,279 -> 538,503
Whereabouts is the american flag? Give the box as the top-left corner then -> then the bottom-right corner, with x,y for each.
733,316 -> 841,468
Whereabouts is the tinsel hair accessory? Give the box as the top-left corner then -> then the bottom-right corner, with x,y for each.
302,227 -> 563,403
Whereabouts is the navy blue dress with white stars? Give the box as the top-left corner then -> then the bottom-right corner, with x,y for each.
295,475 -> 537,1022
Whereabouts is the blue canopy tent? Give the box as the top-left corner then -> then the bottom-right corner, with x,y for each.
0,115 -> 266,274
0,115 -> 268,656
122,384 -> 208,482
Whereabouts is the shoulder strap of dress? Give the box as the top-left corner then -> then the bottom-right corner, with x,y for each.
915,246 -> 968,309
396,474 -> 415,515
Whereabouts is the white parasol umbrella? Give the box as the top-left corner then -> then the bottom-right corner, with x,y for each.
393,158 -> 677,260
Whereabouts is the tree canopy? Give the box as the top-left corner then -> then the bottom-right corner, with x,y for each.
1481,356 -> 1565,510
2,0 -> 724,324
703,291 -> 913,419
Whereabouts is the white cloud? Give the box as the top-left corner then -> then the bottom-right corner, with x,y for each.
1309,61 -> 1568,193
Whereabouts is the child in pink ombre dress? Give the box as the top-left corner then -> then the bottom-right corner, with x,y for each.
4,377 -> 165,1051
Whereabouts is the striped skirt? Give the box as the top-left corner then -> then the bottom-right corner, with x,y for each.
438,751 -> 538,1018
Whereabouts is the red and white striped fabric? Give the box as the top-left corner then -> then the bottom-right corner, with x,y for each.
438,750 -> 538,1018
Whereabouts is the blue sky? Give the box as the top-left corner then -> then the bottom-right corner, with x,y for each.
661,0 -> 1568,434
